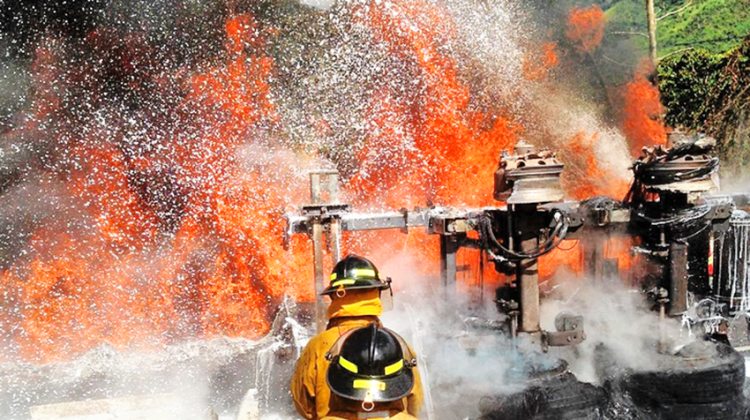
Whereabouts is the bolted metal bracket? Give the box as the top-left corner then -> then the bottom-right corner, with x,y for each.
301,203 -> 352,219
541,330 -> 586,351
540,311 -> 586,352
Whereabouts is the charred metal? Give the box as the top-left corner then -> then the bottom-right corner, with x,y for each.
282,132 -> 750,420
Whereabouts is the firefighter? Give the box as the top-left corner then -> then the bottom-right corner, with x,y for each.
322,323 -> 419,420
291,255 -> 423,419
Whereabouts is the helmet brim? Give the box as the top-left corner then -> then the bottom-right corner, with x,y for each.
320,282 -> 390,296
326,362 -> 414,402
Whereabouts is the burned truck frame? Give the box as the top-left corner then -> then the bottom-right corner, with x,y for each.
284,133 -> 750,349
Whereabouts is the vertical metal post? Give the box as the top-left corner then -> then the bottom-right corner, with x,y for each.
507,210 -> 514,252
329,220 -> 342,264
668,241 -> 689,316
312,222 -> 326,332
519,236 -> 541,333
658,298 -> 668,353
708,231 -> 715,292
309,170 -> 340,332
583,242 -> 599,280
440,236 -> 458,295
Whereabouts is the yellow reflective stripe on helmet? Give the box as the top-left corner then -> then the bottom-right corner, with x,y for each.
353,379 -> 386,391
352,268 -> 376,278
330,273 -> 337,281
384,359 -> 404,376
339,357 -> 358,374
331,279 -> 356,288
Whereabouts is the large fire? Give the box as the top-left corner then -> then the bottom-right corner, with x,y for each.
1,1 -> 647,363
622,70 -> 668,155
566,5 -> 606,55
1,16 -> 312,363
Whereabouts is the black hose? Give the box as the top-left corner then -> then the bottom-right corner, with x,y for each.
633,157 -> 718,186
634,205 -> 711,227
479,209 -> 570,261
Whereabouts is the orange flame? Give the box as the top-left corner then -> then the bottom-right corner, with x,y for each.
523,43 -> 559,81
605,235 -> 636,274
621,70 -> 667,156
0,15 -> 313,363
622,61 -> 667,157
559,131 -> 630,201
539,240 -> 583,281
351,0 -> 518,209
1,3 -> 642,363
566,5 -> 606,54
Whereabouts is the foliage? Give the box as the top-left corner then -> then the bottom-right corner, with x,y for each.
540,0 -> 750,175
657,48 -> 725,127
658,36 -> 750,174
656,0 -> 750,56
603,0 -> 750,57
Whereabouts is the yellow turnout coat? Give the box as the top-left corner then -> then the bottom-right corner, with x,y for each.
290,289 -> 423,419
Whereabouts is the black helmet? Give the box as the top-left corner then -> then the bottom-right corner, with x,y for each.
326,323 -> 416,404
322,255 -> 391,296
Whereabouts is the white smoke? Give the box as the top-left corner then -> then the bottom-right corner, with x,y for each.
541,276 -> 693,384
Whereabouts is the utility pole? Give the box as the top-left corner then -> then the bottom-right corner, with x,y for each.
646,0 -> 658,67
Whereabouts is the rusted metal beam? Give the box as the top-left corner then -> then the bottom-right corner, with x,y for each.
519,237 -> 541,333
312,221 -> 326,332
669,241 -> 689,316
308,171 -> 342,332
440,236 -> 460,295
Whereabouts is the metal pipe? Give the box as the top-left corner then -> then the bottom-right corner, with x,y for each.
669,241 -> 689,316
507,207 -> 514,252
440,236 -> 458,296
510,311 -> 519,338
658,299 -> 667,353
309,170 -> 340,332
584,233 -> 605,282
329,219 -> 342,264
312,222 -> 326,332
519,236 -> 541,333
708,230 -> 715,292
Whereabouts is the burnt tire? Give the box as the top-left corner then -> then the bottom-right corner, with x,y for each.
479,365 -> 607,420
624,341 -> 745,407
534,372 -> 608,420
658,399 -> 746,420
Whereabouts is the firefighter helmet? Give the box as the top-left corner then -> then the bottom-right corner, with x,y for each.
326,323 -> 416,405
322,255 -> 391,296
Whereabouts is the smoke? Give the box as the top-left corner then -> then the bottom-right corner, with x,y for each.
439,0 -> 634,200
375,234 -> 704,418
0,337 -> 257,419
380,253 -> 554,419
0,0 -> 699,416
443,0 -> 528,105
382,288 -> 522,418
0,60 -> 31,131
299,0 -> 336,10
721,171 -> 750,194
540,271 -> 692,384
528,89 -> 633,198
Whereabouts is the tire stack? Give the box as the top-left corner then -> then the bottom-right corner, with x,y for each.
476,341 -> 747,420
621,341 -> 746,420
478,358 -> 608,420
